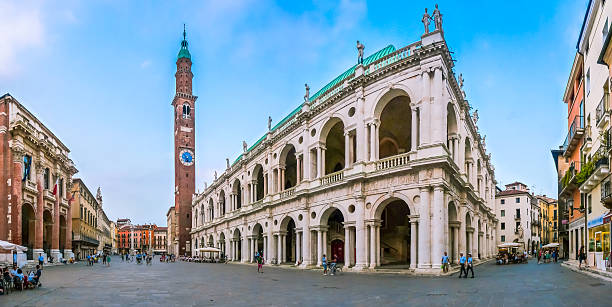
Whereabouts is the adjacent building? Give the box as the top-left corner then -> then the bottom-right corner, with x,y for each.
154,227 -> 168,255
538,195 -> 559,245
116,219 -> 157,254
0,93 -> 78,262
189,17 -> 498,274
166,206 -> 178,256
554,0 -> 612,270
495,182 -> 541,253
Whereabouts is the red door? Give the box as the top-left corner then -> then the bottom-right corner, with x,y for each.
331,239 -> 344,262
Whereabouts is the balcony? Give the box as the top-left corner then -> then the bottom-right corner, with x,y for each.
560,162 -> 579,197
602,179 -> 612,210
578,146 -> 610,193
514,214 -> 521,220
375,152 -> 410,171
596,93 -> 610,128
320,170 -> 344,186
72,234 -> 100,246
23,180 -> 37,194
280,187 -> 296,200
562,115 -> 585,157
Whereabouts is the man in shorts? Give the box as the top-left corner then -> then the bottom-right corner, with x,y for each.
257,254 -> 264,273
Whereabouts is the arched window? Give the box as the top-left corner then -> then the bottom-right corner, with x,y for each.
182,104 -> 191,119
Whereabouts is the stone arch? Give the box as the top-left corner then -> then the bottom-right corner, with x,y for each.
372,196 -> 414,266
372,87 -> 415,120
208,198 -> 214,221
59,214 -> 67,253
252,222 -> 264,254
208,234 -> 214,247
43,209 -> 53,253
232,178 -> 242,209
251,164 -> 264,201
278,214 -> 297,263
319,117 -> 346,175
21,202 -> 36,258
279,144 -> 297,189
377,90 -> 412,157
199,203 -> 205,225
218,189 -> 226,216
371,192 -> 417,220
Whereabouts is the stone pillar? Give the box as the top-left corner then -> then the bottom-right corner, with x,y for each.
369,123 -> 377,161
420,71 -> 431,145
410,219 -> 418,269
51,188 -> 61,260
11,150 -> 23,245
355,198 -> 367,269
430,186 -> 445,269
322,230 -> 327,260
343,225 -> 350,266
296,155 -> 302,185
321,147 -> 326,176
418,187 -> 431,269
263,174 -> 268,196
276,234 -> 282,264
411,108 -> 418,151
296,231 -> 302,265
35,172 -> 44,252
369,224 -> 376,268
316,230 -> 323,266
249,238 -> 254,262
344,131 -> 350,168
316,147 -> 322,178
301,213 -> 311,266
453,226 -> 459,264
375,224 -> 380,267
280,168 -> 285,191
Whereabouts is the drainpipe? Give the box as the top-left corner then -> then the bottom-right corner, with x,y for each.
577,48 -> 588,264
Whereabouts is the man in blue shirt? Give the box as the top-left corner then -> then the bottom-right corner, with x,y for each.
38,254 -> 44,268
466,253 -> 474,278
458,252 -> 466,278
441,252 -> 449,273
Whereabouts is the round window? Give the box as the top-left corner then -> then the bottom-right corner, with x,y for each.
348,107 -> 356,117
348,205 -> 355,213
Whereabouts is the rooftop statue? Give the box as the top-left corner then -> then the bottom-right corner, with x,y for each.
243,141 -> 247,152
304,83 -> 310,102
268,116 -> 272,131
226,158 -> 230,169
422,8 -> 431,34
472,110 -> 479,125
356,41 -> 365,64
433,4 -> 443,31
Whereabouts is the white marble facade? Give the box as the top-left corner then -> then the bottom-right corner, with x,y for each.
191,31 -> 497,274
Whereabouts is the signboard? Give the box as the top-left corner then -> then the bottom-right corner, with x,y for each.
587,214 -> 605,228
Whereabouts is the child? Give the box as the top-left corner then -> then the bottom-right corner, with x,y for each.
322,254 -> 328,276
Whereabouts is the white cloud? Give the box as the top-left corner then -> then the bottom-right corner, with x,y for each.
0,1 -> 45,76
140,60 -> 151,68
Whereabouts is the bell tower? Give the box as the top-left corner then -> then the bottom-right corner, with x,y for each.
172,25 -> 196,255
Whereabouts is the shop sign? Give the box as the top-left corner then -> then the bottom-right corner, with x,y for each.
587,214 -> 605,228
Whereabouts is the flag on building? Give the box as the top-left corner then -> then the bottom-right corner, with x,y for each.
52,178 -> 59,195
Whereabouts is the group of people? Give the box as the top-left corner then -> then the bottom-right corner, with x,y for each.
321,254 -> 339,276
0,264 -> 42,294
457,252 -> 475,278
496,251 -> 528,265
160,254 -> 175,262
537,249 -> 559,264
121,252 -> 152,265
86,253 -> 111,266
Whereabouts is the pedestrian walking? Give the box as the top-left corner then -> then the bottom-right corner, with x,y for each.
38,254 -> 44,269
537,249 -> 541,264
554,249 -> 558,263
442,252 -> 449,273
102,254 -> 107,265
257,254 -> 264,273
579,246 -> 585,269
466,253 -> 474,278
458,253 -> 466,278
107,254 -> 111,267
322,254 -> 328,276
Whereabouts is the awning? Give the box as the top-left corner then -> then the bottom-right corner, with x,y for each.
198,247 -> 221,253
0,240 -> 28,252
542,243 -> 560,248
498,242 -> 521,248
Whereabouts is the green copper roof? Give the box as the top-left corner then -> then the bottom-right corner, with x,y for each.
309,44 -> 396,101
178,27 -> 191,60
231,44 -> 396,167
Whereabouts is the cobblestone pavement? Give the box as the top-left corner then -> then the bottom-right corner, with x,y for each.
2,257 -> 612,306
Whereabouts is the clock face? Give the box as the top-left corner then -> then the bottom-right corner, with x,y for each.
179,149 -> 194,166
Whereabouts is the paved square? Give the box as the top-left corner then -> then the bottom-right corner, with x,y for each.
2,257 -> 611,306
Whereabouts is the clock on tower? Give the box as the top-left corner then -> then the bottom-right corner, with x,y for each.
172,25 -> 197,255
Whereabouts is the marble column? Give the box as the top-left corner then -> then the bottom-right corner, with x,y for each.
344,131 -> 350,168
301,216 -> 311,266
35,172 -> 44,253
316,147 -> 322,178
369,123 -> 377,161
418,187 -> 431,269
280,168 -> 285,191
11,151 -> 23,245
343,225 -> 351,266
453,226 -> 459,264
322,230 -> 327,260
411,108 -> 418,151
321,147 -> 326,176
355,198 -> 367,269
369,224 -> 377,268
410,219 -> 418,269
295,231 -> 302,265
52,190 -> 60,258
317,230 -> 323,266
349,226 -> 356,266
264,174 -> 268,196
296,155 -> 302,185
430,186 -> 444,269
276,234 -> 282,264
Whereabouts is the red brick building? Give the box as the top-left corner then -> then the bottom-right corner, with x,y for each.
0,93 -> 78,262
116,219 -> 157,254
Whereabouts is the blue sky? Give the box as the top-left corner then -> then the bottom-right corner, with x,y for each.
1,0 -> 586,225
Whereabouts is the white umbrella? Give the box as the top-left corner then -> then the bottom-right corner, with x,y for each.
199,247 -> 221,253
0,240 -> 28,252
542,243 -> 559,248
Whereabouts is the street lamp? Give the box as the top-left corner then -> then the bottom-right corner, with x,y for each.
568,201 -> 587,262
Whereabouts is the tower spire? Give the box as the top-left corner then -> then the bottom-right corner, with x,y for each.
183,24 -> 186,40
178,24 -> 191,60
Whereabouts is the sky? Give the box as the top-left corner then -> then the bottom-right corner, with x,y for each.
1,0 -> 587,225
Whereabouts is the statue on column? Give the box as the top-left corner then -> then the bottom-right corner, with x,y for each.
432,4 -> 443,31
458,73 -> 464,88
268,116 -> 272,131
304,83 -> 310,102
214,171 -> 217,180
242,141 -> 247,152
422,8 -> 431,34
356,41 -> 365,64
226,158 -> 230,169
